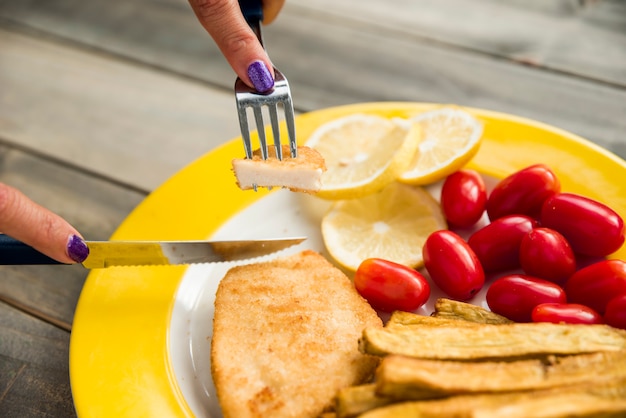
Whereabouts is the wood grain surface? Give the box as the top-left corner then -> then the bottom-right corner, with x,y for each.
1,0 -> 625,416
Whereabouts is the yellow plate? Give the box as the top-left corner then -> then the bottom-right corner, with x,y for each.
70,102 -> 626,417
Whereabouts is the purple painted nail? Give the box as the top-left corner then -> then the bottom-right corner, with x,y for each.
67,234 -> 89,263
247,60 -> 274,93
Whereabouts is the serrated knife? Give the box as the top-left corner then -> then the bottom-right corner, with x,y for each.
0,234 -> 305,268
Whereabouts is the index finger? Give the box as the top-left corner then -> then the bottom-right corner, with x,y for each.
0,183 -> 88,264
188,0 -> 274,89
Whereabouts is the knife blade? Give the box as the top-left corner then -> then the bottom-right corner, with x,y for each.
0,234 -> 306,268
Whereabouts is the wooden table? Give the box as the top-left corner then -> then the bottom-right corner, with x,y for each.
1,0 -> 625,415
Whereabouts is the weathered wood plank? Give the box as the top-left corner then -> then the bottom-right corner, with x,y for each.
1,0 -> 625,163
0,144 -> 145,326
0,354 -> 24,399
0,361 -> 76,418
288,0 -> 626,87
0,305 -> 75,417
0,27 -> 240,192
0,307 -> 69,369
2,0 -> 625,87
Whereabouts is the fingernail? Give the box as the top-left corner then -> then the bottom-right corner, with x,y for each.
67,234 -> 89,263
247,60 -> 274,93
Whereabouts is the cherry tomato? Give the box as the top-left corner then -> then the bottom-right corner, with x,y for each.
540,193 -> 625,257
440,169 -> 487,229
531,303 -> 603,325
354,258 -> 430,312
519,227 -> 576,285
486,164 -> 560,221
604,294 -> 626,330
468,215 -> 538,273
486,274 -> 566,322
565,259 -> 626,314
423,230 -> 484,301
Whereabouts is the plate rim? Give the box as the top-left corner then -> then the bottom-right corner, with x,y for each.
69,102 -> 626,417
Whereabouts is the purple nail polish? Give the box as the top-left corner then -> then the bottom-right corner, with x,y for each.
247,60 -> 274,93
67,234 -> 89,263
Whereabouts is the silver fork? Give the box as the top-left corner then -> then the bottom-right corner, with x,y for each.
235,0 -> 297,164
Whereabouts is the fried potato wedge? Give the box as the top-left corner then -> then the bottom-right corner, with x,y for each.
387,310 -> 482,329
345,310 -> 626,417
358,377 -> 626,418
360,322 -> 626,360
335,384 -> 394,418
376,351 -> 626,399
432,298 -> 513,324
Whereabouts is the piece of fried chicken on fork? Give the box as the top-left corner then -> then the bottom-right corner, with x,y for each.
232,145 -> 326,193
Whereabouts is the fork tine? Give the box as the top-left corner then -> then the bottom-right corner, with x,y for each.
237,106 -> 254,159
268,103 -> 282,160
283,96 -> 297,158
252,106 -> 268,159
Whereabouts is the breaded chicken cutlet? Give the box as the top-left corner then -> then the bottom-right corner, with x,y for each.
232,145 -> 326,193
211,250 -> 382,418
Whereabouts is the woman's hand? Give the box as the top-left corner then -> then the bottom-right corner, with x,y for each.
0,183 -> 89,264
188,0 -> 286,92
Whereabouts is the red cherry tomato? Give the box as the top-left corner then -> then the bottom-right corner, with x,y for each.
423,230 -> 485,301
468,215 -> 538,273
531,303 -> 603,325
354,258 -> 430,312
519,227 -> 576,285
440,169 -> 487,229
565,259 -> 626,314
486,164 -> 560,221
540,193 -> 625,257
486,274 -> 566,322
604,294 -> 626,330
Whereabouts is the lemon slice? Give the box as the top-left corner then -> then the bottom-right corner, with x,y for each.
305,114 -> 421,200
398,107 -> 483,185
321,182 -> 447,271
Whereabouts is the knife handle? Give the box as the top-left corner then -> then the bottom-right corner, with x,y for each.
0,234 -> 63,265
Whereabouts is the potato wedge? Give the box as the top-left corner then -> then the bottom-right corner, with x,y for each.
376,351 -> 626,398
432,298 -> 513,324
335,384 -> 394,418
358,377 -> 626,418
387,310 -> 481,329
360,322 -> 626,360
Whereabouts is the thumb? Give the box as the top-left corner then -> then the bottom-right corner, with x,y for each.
188,0 -> 275,92
0,183 -> 89,264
